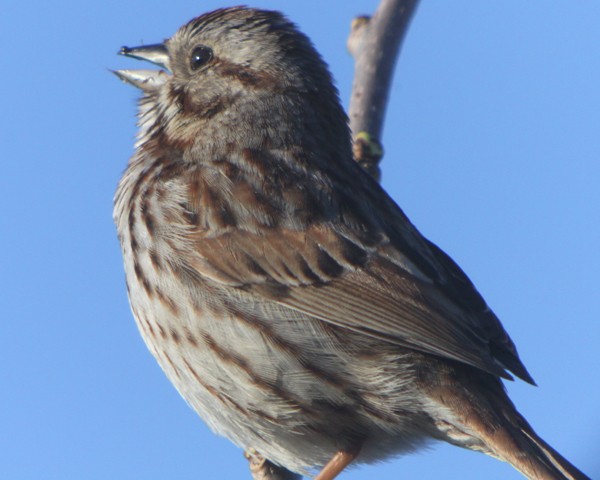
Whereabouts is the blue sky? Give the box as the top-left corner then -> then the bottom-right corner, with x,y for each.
1,1 -> 598,479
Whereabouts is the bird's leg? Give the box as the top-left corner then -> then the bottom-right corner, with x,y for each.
314,446 -> 361,480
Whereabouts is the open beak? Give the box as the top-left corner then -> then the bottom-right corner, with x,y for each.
113,43 -> 171,91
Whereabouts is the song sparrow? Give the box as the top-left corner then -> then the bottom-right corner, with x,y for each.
114,7 -> 588,480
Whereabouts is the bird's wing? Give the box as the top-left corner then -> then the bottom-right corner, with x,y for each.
165,159 -> 533,383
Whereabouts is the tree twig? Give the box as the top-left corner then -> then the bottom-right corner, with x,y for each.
348,0 -> 420,181
246,449 -> 301,480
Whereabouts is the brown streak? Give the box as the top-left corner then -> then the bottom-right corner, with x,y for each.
145,316 -> 156,339
182,358 -> 203,384
191,297 -> 204,316
134,310 -> 148,337
155,287 -> 179,315
180,358 -> 278,423
221,300 -> 355,394
128,158 -> 164,214
170,328 -> 181,345
133,261 -> 154,297
130,234 -> 139,254
162,351 -> 181,380
202,332 -> 311,414
183,326 -> 199,347
148,249 -> 163,272
141,205 -> 156,236
157,323 -> 167,339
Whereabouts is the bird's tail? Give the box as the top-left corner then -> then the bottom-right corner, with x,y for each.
426,366 -> 589,479
487,404 -> 590,480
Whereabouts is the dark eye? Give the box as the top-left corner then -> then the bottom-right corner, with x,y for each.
190,45 -> 213,71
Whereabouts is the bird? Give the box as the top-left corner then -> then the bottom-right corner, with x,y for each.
113,6 -> 589,480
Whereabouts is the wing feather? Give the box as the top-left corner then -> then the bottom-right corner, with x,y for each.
157,157 -> 534,384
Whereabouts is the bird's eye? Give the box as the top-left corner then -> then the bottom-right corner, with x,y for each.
190,45 -> 213,71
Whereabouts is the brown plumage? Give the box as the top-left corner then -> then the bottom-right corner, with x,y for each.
114,7 -> 589,479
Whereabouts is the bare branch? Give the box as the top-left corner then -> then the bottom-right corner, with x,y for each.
348,0 -> 420,181
246,450 -> 301,480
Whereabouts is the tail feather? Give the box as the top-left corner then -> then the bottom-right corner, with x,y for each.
469,385 -> 590,480
424,364 -> 590,480
499,411 -> 590,480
